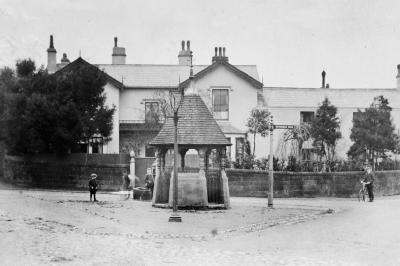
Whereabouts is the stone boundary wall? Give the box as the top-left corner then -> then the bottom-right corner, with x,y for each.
3,154 -> 130,191
3,155 -> 400,197
226,169 -> 400,198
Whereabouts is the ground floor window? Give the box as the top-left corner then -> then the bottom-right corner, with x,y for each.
90,136 -> 103,154
235,137 -> 244,161
226,137 -> 231,162
301,149 -> 312,161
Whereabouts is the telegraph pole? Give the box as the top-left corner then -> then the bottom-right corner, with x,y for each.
268,115 -> 274,208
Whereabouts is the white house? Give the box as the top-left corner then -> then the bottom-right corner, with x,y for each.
47,36 -> 262,160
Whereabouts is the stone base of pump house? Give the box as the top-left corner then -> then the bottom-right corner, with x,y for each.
152,168 -> 230,209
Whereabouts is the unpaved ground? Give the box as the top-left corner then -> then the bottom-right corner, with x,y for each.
0,186 -> 399,265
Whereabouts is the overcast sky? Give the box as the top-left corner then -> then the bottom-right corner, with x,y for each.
2,0 -> 400,88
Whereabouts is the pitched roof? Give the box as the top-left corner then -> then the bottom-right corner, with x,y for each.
149,92 -> 231,147
55,57 -> 123,89
217,121 -> 246,134
179,61 -> 263,89
96,64 -> 260,88
264,87 -> 400,109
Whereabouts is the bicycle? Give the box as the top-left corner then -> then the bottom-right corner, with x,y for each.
358,181 -> 368,202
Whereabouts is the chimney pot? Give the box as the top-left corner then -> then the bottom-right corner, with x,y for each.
50,35 -> 54,48
223,47 -> 226,57
321,70 -> 326,88
178,40 -> 191,65
215,47 -> 218,56
61,53 -> 70,66
112,37 -> 126,64
218,47 -> 222,56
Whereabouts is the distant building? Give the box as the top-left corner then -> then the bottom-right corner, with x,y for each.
263,71 -> 400,159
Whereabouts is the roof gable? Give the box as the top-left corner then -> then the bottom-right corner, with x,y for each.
56,57 -> 123,89
96,64 -> 259,88
179,61 -> 263,89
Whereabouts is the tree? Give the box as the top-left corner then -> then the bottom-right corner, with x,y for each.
5,59 -> 115,155
348,96 -> 399,168
310,97 -> 341,163
246,107 -> 271,157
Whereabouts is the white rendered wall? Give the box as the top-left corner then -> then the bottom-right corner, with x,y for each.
119,88 -> 170,121
192,65 -> 259,155
102,83 -> 120,153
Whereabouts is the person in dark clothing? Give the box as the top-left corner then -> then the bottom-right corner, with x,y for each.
144,174 -> 154,192
89,173 -> 98,202
362,165 -> 375,202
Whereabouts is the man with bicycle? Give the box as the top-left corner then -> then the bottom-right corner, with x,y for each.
362,165 -> 375,202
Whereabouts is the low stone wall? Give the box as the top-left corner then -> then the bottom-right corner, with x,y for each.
226,169 -> 400,198
3,154 -> 400,198
3,154 -> 129,191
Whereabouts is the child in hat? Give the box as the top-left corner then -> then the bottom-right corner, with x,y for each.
89,173 -> 99,202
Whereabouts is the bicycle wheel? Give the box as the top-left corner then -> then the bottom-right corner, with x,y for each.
358,188 -> 365,202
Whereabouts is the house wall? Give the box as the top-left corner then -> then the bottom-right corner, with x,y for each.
117,66 -> 260,158
192,65 -> 260,156
119,88 -> 170,121
103,83 -> 120,153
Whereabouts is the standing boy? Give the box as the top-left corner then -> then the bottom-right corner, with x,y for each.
363,165 -> 375,202
89,173 -> 98,202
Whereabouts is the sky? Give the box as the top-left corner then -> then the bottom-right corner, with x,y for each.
2,0 -> 400,88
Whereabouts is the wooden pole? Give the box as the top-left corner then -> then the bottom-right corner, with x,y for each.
169,112 -> 182,222
173,113 -> 178,212
268,116 -> 274,208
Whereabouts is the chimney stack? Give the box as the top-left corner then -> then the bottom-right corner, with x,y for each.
47,35 -> 57,73
212,46 -> 229,63
396,65 -> 400,90
178,40 -> 192,66
321,70 -> 326,88
112,37 -> 126,64
60,53 -> 70,67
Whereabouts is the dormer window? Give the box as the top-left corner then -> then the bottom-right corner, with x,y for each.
212,88 -> 229,120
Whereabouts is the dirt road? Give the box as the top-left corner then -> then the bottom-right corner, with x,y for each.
0,187 -> 399,265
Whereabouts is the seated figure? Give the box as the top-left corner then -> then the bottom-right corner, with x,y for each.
133,174 -> 154,200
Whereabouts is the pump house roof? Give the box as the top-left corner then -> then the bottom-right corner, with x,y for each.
149,92 -> 231,147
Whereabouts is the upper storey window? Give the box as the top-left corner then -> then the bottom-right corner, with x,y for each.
145,101 -> 160,123
300,111 -> 314,124
212,89 -> 229,120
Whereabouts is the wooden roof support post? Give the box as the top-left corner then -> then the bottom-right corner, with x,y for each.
152,148 -> 162,206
